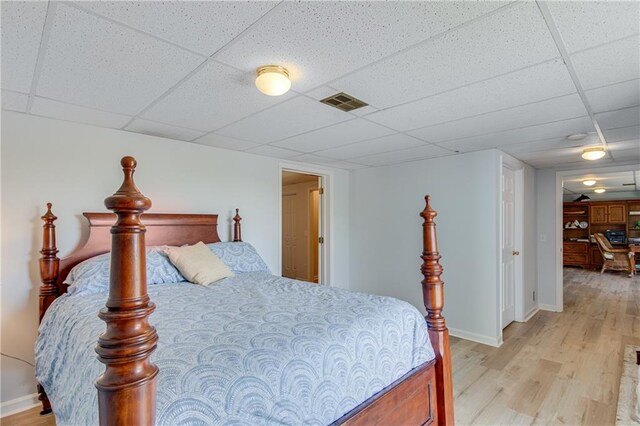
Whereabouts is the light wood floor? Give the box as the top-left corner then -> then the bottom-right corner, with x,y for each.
3,268 -> 638,426
452,267 -> 639,425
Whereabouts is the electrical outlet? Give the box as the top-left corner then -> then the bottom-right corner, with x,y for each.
533,291 -> 536,302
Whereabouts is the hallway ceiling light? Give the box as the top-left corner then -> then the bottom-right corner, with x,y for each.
582,179 -> 596,186
255,65 -> 291,96
594,188 -> 606,193
581,147 -> 606,160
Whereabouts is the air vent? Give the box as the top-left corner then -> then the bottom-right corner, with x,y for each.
320,92 -> 368,112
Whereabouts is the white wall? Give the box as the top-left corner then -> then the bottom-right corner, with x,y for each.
0,111 -> 350,405
535,169 -> 560,310
349,149 -> 503,346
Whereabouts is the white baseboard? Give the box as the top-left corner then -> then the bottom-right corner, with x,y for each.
0,393 -> 39,418
538,303 -> 562,312
522,306 -> 540,322
449,327 -> 502,347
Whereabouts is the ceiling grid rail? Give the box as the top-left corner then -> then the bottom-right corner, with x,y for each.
536,1 -> 613,160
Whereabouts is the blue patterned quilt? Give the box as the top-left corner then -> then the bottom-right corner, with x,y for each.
36,273 -> 434,425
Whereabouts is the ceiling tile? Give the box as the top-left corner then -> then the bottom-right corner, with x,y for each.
36,4 -> 203,115
514,145 -> 589,166
271,118 -> 395,152
547,1 -> 640,53
141,61 -> 294,132
216,96 -> 351,143
1,91 -> 29,113
563,170 -> 639,193
214,2 -> 507,91
438,116 -> 595,152
409,94 -> 587,143
125,118 -> 206,141
1,1 -> 47,93
288,155 -> 368,170
305,86 -> 340,101
31,97 -> 131,129
501,136 -> 582,156
288,153 -> 337,164
192,133 -> 261,151
355,144 -> 453,167
596,106 -> 640,130
571,36 -> 640,90
317,133 -> 426,160
333,2 -> 559,109
603,125 -> 639,142
75,1 -> 276,56
366,59 -> 576,131
247,145 -> 300,159
349,105 -> 379,117
585,79 -> 640,114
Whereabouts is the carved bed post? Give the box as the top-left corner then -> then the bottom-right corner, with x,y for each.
233,208 -> 242,242
38,202 -> 59,415
420,195 -> 454,426
95,157 -> 159,426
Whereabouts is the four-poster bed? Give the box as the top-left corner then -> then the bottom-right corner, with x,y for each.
37,156 -> 454,425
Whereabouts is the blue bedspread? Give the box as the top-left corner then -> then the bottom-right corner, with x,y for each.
36,273 -> 434,425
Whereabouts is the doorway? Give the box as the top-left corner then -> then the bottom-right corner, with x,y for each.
282,171 -> 322,283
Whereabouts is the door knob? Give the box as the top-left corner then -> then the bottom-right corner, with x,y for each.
512,250 -> 520,256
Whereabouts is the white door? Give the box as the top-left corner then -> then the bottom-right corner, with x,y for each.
282,194 -> 297,278
502,166 -> 516,328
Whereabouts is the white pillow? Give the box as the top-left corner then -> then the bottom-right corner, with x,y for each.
166,241 -> 233,286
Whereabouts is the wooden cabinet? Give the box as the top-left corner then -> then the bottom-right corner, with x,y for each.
607,204 -> 626,223
564,199 -> 639,270
563,242 -> 589,269
590,203 -> 626,224
590,205 -> 607,224
590,244 -> 603,270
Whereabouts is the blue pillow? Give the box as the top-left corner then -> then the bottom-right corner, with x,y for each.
65,248 -> 185,295
207,242 -> 270,274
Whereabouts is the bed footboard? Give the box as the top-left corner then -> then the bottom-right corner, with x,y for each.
95,157 -> 159,425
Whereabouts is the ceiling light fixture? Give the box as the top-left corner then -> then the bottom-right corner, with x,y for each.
581,147 -> 606,160
255,65 -> 291,96
582,179 -> 596,186
594,188 -> 606,194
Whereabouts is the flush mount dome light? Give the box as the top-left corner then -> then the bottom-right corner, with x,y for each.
594,188 -> 606,193
581,147 -> 606,160
255,65 -> 291,96
582,179 -> 596,186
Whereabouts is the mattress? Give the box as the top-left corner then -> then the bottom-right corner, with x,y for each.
36,272 -> 434,425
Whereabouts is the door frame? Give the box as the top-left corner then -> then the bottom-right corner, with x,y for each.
499,157 -> 525,333
552,162 -> 640,312
279,162 -> 332,286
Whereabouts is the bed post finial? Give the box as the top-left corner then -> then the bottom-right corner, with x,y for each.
38,202 -> 59,415
233,208 -> 242,242
419,195 -> 454,425
96,156 -> 158,426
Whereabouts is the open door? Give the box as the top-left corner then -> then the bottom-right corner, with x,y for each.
282,171 -> 322,283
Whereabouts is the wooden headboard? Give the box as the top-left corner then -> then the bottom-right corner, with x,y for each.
58,213 -> 222,284
38,205 -> 241,322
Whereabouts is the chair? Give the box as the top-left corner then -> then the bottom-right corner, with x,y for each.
594,233 -> 634,278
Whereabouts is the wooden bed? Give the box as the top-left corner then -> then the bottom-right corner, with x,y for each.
37,156 -> 454,425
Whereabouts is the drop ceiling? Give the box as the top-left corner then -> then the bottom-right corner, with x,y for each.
563,170 -> 640,195
2,1 -> 639,170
